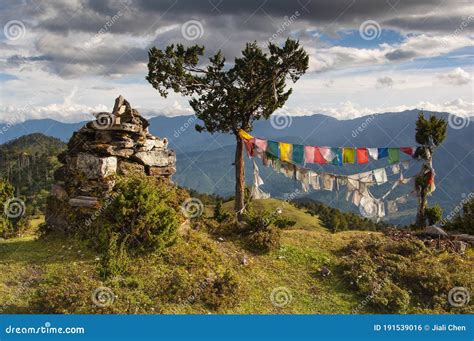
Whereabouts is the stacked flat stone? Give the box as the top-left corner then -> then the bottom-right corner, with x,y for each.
49,95 -> 176,212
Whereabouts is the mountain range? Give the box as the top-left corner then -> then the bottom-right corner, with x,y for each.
1,109 -> 472,225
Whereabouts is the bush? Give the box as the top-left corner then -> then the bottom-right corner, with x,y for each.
274,217 -> 296,229
243,209 -> 281,253
90,176 -> 183,253
341,235 -> 474,313
99,233 -> 130,279
0,179 -> 28,239
213,201 -> 230,223
443,196 -> 474,234
425,204 -> 443,225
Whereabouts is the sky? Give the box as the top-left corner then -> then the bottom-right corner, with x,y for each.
0,0 -> 473,123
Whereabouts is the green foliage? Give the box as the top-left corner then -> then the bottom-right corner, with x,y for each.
243,209 -> 282,253
425,204 -> 443,225
273,216 -> 296,229
147,39 -> 309,134
341,236 -> 473,313
90,176 -> 183,253
415,113 -> 447,147
443,195 -> 474,234
295,200 -> 387,232
99,233 -> 129,279
213,201 -> 230,223
0,178 -> 28,238
0,134 -> 65,215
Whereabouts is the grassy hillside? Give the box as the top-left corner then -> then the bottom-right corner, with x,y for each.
0,199 -> 472,314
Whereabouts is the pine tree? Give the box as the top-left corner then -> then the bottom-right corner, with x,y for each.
146,39 -> 308,219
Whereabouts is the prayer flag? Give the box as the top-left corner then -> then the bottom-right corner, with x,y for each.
400,147 -> 414,156
238,129 -> 253,140
243,138 -> 255,157
357,148 -> 369,164
388,148 -> 400,164
266,141 -> 279,159
314,147 -> 327,164
342,148 -> 356,164
331,148 -> 343,166
280,142 -> 292,162
377,148 -> 388,159
292,144 -> 304,164
304,146 -> 315,164
368,148 -> 378,160
320,147 -> 335,162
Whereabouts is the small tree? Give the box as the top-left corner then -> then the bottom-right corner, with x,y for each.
147,39 -> 308,219
414,112 -> 447,227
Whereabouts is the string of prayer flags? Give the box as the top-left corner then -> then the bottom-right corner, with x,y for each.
238,129 -> 417,167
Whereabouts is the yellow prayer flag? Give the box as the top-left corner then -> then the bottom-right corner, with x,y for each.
280,142 -> 293,162
238,129 -> 254,141
342,147 -> 356,164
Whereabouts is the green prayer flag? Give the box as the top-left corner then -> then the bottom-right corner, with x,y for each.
388,148 -> 400,164
292,144 -> 304,164
266,141 -> 279,159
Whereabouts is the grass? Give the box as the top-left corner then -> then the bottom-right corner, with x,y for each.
0,199 -> 472,314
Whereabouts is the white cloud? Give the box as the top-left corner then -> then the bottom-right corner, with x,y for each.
437,67 -> 471,86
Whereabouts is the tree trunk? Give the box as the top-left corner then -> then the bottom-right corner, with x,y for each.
415,149 -> 433,228
234,135 -> 245,220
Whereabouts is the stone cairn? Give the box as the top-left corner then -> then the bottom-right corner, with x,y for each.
46,95 -> 176,231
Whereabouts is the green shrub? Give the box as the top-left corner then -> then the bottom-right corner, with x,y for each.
425,204 -> 443,225
99,233 -> 130,279
341,235 -> 474,313
213,201 -> 230,223
246,227 -> 281,253
91,176 -> 183,253
274,217 -> 296,229
443,196 -> 474,234
0,179 -> 28,239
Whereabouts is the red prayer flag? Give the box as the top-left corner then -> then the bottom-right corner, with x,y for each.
357,148 -> 369,164
314,147 -> 327,164
243,138 -> 255,157
400,147 -> 414,156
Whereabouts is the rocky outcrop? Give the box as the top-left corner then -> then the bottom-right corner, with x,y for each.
45,95 -> 176,231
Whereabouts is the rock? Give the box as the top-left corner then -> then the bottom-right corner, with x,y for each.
320,266 -> 331,277
76,153 -> 117,179
51,184 -> 68,201
46,95 -> 176,232
240,254 -> 249,266
69,196 -> 99,208
133,149 -> 176,167
147,165 -> 176,177
118,161 -> 145,176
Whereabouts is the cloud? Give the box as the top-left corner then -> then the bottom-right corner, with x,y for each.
375,76 -> 394,88
437,68 -> 471,86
